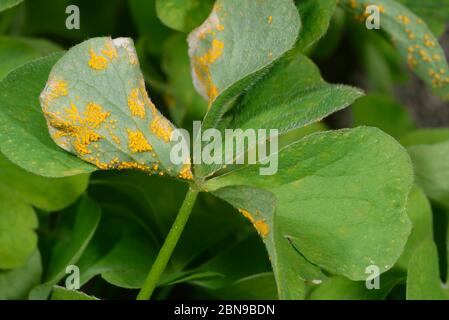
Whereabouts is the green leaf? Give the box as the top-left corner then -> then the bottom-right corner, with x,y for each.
51,286 -> 98,300
309,271 -> 406,300
0,36 -> 61,80
40,37 -> 192,180
0,0 -> 22,12
129,0 -> 172,56
197,50 -> 363,177
0,153 -> 89,212
397,0 -> 449,36
406,138 -> 449,207
188,0 -> 300,126
396,186 -> 433,270
189,233 -> 272,290
352,94 -> 415,138
207,127 -> 414,283
29,196 -> 101,299
0,54 -> 96,177
88,171 -> 246,273
0,193 -> 37,269
406,239 -> 448,300
162,33 -> 208,125
295,0 -> 336,51
77,212 -> 159,289
156,0 -> 215,33
339,0 -> 449,101
0,250 -> 42,299
400,128 -> 449,147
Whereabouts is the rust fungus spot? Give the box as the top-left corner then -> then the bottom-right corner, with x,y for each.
150,114 -> 173,142
88,49 -> 108,70
238,208 -> 269,238
127,129 -> 153,153
101,40 -> 118,60
193,38 -> 224,103
128,88 -> 146,118
45,101 -> 111,156
178,164 -> 193,180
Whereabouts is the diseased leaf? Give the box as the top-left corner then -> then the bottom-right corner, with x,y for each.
0,0 -> 22,12
352,94 -> 415,138
188,0 -> 300,127
397,0 -> 449,36
0,54 -> 96,177
339,0 -> 449,101
295,0 -> 336,51
211,186 -> 324,299
51,286 -> 98,300
40,37 -> 192,180
156,0 -> 215,33
207,127 -> 413,283
0,153 -> 89,212
0,193 -> 37,269
0,250 -> 41,299
29,196 -> 101,299
406,239 -> 448,300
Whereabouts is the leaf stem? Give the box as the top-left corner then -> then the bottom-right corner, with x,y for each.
136,186 -> 200,300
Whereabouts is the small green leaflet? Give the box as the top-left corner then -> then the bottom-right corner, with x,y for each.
339,0 -> 449,101
40,37 -> 193,181
156,0 -> 215,33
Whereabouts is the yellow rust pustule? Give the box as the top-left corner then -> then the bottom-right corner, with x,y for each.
127,129 -> 153,153
150,114 -> 173,143
178,164 -> 193,180
238,208 -> 270,238
128,88 -> 146,118
88,49 -> 108,70
193,38 -> 224,103
46,102 -> 110,156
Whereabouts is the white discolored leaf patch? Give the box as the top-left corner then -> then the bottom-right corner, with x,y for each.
39,37 -> 192,180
